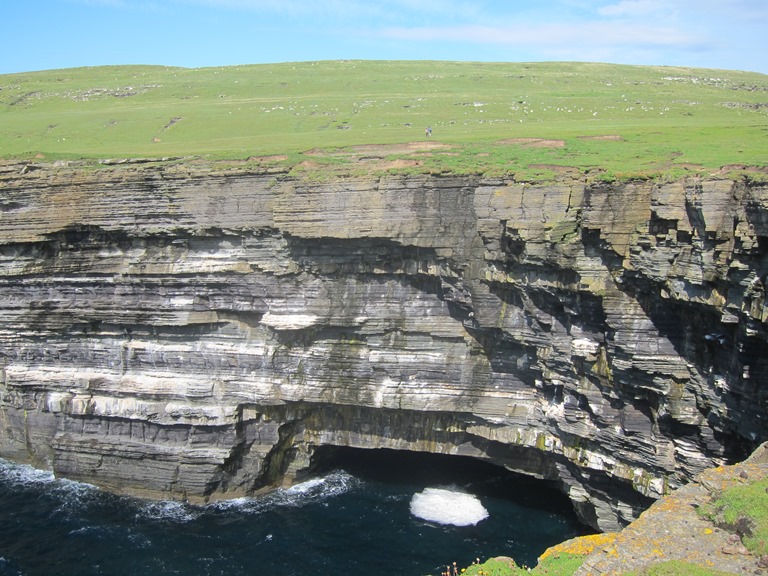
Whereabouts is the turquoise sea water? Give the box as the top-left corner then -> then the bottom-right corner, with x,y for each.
0,449 -> 585,576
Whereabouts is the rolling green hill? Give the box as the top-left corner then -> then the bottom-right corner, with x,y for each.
1,60 -> 767,180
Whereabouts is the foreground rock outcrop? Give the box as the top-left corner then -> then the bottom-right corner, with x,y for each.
1,159 -> 766,531
573,441 -> 768,575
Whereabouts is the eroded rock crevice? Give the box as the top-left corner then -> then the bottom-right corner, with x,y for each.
0,163 -> 766,531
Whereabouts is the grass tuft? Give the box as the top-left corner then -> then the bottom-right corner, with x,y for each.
701,477 -> 768,557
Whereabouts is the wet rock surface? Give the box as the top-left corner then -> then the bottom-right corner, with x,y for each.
0,160 -> 766,531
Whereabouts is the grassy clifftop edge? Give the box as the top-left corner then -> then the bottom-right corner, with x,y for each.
2,61 -> 767,182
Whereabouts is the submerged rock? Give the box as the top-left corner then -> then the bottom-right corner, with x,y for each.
0,161 -> 766,531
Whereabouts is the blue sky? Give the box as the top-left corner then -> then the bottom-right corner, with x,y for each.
3,0 -> 767,74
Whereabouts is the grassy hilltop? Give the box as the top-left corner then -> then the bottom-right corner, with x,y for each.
1,60 -> 767,180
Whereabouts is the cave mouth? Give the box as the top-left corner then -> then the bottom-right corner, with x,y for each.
306,445 -> 584,521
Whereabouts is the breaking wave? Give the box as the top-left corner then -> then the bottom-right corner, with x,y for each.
209,471 -> 358,515
0,458 -> 55,488
136,499 -> 202,523
0,458 -> 100,517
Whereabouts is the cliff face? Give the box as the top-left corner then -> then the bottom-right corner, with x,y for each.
1,160 -> 766,531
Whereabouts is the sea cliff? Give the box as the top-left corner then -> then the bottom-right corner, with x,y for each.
1,159 -> 766,531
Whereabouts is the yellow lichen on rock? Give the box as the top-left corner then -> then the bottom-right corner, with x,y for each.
538,532 -> 619,560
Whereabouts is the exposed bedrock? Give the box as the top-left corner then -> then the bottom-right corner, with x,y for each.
0,162 -> 766,531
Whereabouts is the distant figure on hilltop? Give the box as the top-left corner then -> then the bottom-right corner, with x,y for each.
425,126 -> 432,137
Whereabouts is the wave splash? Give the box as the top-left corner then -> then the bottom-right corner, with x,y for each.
409,487 -> 489,526
0,458 -> 358,526
0,458 -> 56,487
209,470 -> 358,515
136,471 -> 358,521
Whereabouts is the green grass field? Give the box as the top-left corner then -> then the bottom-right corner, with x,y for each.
1,60 -> 767,179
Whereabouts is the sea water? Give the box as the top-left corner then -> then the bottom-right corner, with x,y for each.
0,451 -> 585,576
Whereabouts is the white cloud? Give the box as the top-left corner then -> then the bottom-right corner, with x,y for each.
389,0 -> 481,18
599,0 -> 768,22
76,0 -> 130,6
164,0 -> 479,20
598,0 -> 666,17
379,22 -> 706,50
73,0 -> 165,9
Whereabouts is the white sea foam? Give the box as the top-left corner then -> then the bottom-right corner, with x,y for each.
137,500 -> 201,523
50,479 -> 100,518
0,457 -> 100,521
0,458 -> 55,487
409,487 -> 489,526
278,470 -> 357,504
209,471 -> 358,514
284,476 -> 326,495
209,495 -> 258,513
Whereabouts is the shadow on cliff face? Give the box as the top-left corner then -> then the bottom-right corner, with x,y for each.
307,446 -> 583,519
620,272 -> 768,463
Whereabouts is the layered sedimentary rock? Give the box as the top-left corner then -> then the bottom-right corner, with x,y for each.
0,160 -> 766,531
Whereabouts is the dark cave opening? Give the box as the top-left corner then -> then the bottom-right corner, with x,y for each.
307,445 -> 588,523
